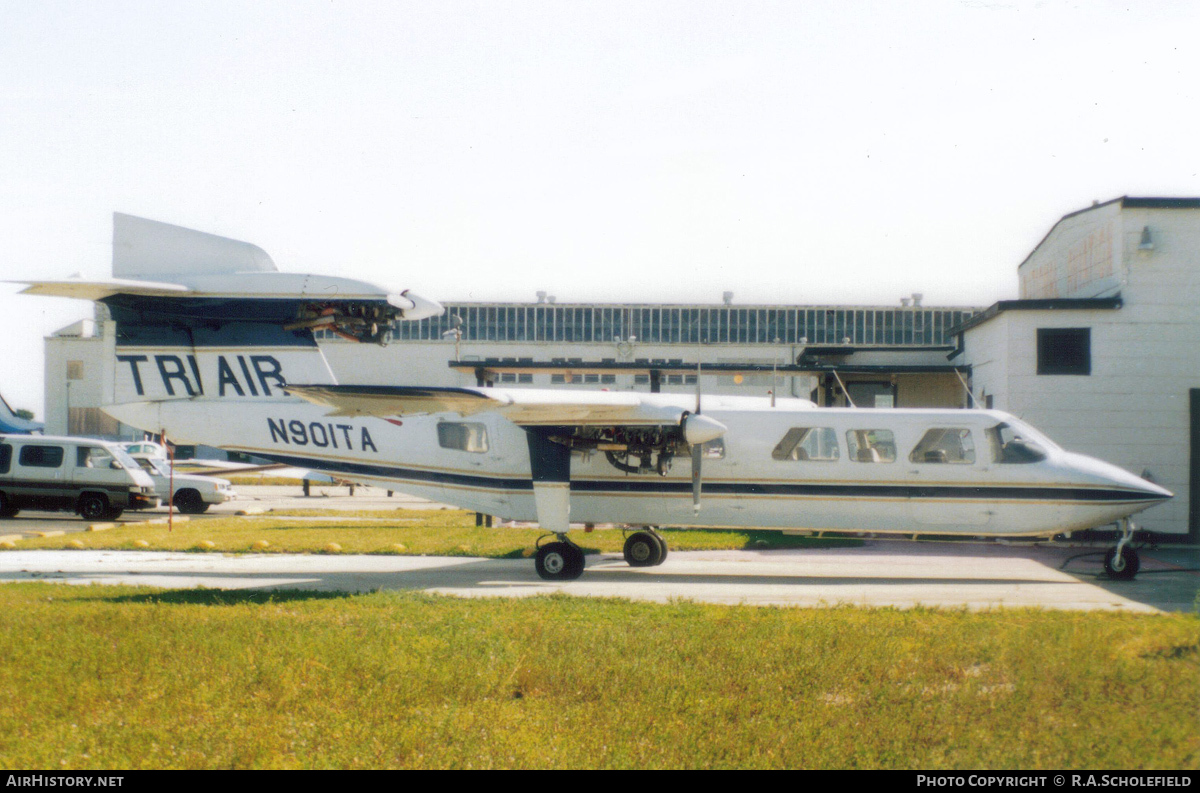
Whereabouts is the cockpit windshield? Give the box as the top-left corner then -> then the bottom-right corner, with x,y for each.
986,420 -> 1056,464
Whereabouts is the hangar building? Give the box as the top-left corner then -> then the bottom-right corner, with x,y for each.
44,297 -> 980,433
955,197 -> 1200,540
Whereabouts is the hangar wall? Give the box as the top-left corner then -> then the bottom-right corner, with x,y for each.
961,198 -> 1200,537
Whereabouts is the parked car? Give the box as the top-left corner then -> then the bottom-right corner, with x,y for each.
0,434 -> 158,520
128,454 -> 236,514
120,440 -> 169,459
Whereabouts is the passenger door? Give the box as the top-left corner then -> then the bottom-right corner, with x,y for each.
907,427 -> 992,527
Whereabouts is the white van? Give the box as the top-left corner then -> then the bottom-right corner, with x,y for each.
0,434 -> 159,520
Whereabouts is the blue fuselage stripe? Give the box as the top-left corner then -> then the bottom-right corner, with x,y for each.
251,451 -> 1166,504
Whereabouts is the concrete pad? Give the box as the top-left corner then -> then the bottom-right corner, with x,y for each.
0,540 -> 1193,612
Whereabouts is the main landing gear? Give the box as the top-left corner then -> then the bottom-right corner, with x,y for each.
1103,518 -> 1141,581
532,528 -> 672,580
623,529 -> 668,568
534,535 -> 586,581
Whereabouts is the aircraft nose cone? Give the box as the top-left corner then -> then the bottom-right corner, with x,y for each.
1135,478 -> 1174,501
1088,457 -> 1175,501
683,413 -> 727,445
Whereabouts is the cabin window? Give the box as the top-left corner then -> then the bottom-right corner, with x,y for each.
18,445 -> 64,468
1037,328 -> 1090,375
845,430 -> 896,463
701,437 -> 726,460
771,427 -> 840,461
437,422 -> 489,453
986,423 -> 1047,464
0,445 -> 10,474
909,428 -> 976,464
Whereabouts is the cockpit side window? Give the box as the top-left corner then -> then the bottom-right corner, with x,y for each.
909,428 -> 976,465
437,422 -> 489,453
846,429 -> 896,463
987,423 -> 1047,464
771,427 -> 839,461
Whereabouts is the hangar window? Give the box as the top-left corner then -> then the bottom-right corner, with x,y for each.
772,427 -> 840,461
909,428 -> 976,464
846,429 -> 896,463
437,422 -> 489,453
18,445 -> 64,468
1037,328 -> 1091,375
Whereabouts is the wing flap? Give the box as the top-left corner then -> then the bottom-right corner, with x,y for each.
284,385 -> 505,418
284,385 -> 687,425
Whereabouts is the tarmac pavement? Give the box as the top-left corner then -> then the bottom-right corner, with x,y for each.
1,539 -> 1195,613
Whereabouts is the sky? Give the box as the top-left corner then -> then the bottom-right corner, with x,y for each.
2,0 -> 1198,417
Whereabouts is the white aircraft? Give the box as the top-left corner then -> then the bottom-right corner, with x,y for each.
18,216 -> 1171,582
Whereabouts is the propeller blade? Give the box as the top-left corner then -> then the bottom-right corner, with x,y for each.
691,443 -> 702,514
695,360 -> 702,414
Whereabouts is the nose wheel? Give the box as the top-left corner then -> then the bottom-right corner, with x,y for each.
1104,519 -> 1141,581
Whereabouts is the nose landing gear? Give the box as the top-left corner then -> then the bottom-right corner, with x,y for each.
1104,519 -> 1141,581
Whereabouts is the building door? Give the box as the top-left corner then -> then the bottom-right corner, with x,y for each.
1190,390 -> 1199,541
845,381 -> 897,408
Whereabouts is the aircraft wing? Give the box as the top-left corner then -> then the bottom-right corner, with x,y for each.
284,385 -> 689,426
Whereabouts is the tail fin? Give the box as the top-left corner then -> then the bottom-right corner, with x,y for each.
0,392 -> 42,434
17,213 -> 442,426
113,212 -> 277,279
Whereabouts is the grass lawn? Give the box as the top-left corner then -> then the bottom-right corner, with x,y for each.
0,583 -> 1195,769
8,509 -> 860,557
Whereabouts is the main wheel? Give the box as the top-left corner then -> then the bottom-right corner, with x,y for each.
650,531 -> 668,565
1104,545 -> 1140,580
624,531 -> 664,568
77,494 -> 108,521
0,492 -> 18,518
535,542 -> 585,581
174,490 -> 209,514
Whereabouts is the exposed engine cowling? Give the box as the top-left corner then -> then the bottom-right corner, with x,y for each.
285,300 -> 400,345
550,411 -> 727,477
